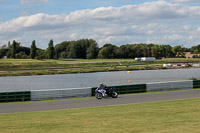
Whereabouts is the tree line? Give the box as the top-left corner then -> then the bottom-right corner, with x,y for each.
0,38 -> 200,59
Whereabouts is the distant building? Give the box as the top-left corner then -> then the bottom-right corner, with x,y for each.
2,56 -> 7,59
163,64 -> 172,67
135,58 -> 141,61
184,52 -> 200,58
141,57 -> 156,61
135,57 -> 156,61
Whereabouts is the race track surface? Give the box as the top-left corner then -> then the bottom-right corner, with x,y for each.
0,89 -> 200,114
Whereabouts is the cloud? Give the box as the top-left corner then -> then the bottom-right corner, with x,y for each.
20,0 -> 48,5
1,1 -> 200,48
170,0 -> 200,3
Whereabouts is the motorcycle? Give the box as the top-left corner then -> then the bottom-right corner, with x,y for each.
95,87 -> 118,99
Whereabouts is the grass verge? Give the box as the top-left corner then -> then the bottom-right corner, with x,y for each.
0,58 -> 200,76
0,98 -> 200,133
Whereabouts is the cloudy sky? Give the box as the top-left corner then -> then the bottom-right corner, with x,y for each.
1,0 -> 200,48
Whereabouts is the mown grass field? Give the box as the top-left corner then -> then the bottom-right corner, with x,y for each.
0,58 -> 200,76
1,98 -> 200,133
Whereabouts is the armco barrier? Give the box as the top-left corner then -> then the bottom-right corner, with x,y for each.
146,80 -> 193,92
31,87 -> 91,101
1,80 -> 199,102
193,80 -> 200,88
91,84 -> 146,96
0,91 -> 31,102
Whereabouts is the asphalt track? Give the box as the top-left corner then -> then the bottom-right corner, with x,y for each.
0,89 -> 200,114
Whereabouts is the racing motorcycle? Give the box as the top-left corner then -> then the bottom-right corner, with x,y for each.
95,87 -> 118,99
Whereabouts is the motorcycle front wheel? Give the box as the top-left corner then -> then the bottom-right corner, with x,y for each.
95,93 -> 103,99
112,92 -> 118,98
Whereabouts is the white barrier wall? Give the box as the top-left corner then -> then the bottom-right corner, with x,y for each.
146,80 -> 193,92
30,80 -> 196,101
31,87 -> 91,101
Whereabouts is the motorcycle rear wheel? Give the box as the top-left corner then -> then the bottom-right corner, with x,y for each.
112,92 -> 118,98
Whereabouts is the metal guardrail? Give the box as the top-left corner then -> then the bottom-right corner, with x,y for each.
1,80 -> 199,102
31,88 -> 91,101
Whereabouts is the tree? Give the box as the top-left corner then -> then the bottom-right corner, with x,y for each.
191,44 -> 200,54
54,41 -> 70,59
30,40 -> 37,59
47,39 -> 54,59
67,41 -> 80,58
54,39 -> 99,59
0,45 -> 8,58
98,44 -> 118,58
118,44 -> 132,58
172,46 -> 185,57
132,44 -> 145,57
11,40 -> 17,58
86,40 -> 99,59
161,45 -> 173,58
151,45 -> 159,58
15,52 -> 28,59
36,49 -> 46,60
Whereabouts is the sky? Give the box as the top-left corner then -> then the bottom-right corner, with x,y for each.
1,0 -> 200,48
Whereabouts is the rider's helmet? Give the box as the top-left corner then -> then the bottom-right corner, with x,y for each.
100,83 -> 104,87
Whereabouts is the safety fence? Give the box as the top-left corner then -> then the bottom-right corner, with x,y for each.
0,80 -> 200,102
193,80 -> 200,88
146,80 -> 193,92
0,91 -> 31,102
91,84 -> 146,96
31,87 -> 91,101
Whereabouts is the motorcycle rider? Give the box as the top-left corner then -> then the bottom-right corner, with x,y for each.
97,83 -> 108,96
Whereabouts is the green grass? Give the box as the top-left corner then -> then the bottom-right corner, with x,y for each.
0,59 -> 135,69
1,98 -> 200,133
0,58 -> 199,66
0,58 -> 199,77
165,58 -> 200,62
0,65 -> 163,76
